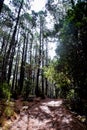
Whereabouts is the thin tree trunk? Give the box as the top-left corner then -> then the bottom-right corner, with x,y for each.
41,32 -> 44,97
19,32 -> 28,93
7,25 -> 20,84
45,38 -> 48,96
12,40 -> 21,92
7,41 -> 17,84
30,34 -> 33,64
19,35 -> 26,93
0,36 -> 5,53
11,64 -> 16,92
0,0 -> 4,13
35,17 -> 42,97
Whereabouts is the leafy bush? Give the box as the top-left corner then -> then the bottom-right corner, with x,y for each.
4,106 -> 14,118
67,89 -> 75,100
0,83 -> 11,100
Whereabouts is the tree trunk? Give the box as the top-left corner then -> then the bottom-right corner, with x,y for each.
45,39 -> 48,96
35,17 -> 42,97
0,0 -> 4,13
19,36 -> 26,93
7,41 -> 17,84
41,31 -> 44,97
19,32 -> 28,93
11,65 -> 16,92
12,40 -> 21,92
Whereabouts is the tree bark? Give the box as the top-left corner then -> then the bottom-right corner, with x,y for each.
19,32 -> 28,93
35,16 -> 42,97
0,0 -> 4,13
45,38 -> 48,96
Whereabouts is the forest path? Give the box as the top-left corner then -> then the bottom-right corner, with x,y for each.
9,99 -> 86,130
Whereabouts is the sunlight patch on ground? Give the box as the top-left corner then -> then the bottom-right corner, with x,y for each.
29,118 -> 52,130
62,116 -> 72,124
34,107 -> 39,111
62,117 -> 70,124
40,105 -> 51,114
42,100 -> 62,107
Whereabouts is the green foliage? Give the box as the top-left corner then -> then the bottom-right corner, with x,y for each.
44,65 -> 55,82
44,59 -> 71,98
2,4 -> 11,12
56,1 -> 87,100
12,0 -> 23,7
21,13 -> 32,22
0,83 -> 11,100
67,89 -> 75,100
4,106 -> 14,118
3,19 -> 13,28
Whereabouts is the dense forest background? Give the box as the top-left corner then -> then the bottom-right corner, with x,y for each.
0,0 -> 87,118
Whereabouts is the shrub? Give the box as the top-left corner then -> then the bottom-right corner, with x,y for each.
4,106 -> 14,118
67,89 -> 75,100
0,83 -> 11,100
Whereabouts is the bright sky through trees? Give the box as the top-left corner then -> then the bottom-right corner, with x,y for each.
31,0 -> 47,12
31,0 -> 56,59
4,0 -> 56,59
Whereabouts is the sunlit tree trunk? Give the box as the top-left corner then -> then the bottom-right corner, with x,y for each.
41,30 -> 44,97
19,35 -> 26,93
11,40 -> 21,92
35,17 -> 42,97
11,64 -> 16,92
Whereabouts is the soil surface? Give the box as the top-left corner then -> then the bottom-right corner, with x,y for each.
8,98 -> 86,130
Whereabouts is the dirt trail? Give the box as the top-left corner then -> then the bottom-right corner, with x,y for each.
9,99 -> 86,130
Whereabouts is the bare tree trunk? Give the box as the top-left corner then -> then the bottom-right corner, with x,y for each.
11,40 -> 21,92
0,36 -> 5,53
19,35 -> 26,93
35,17 -> 42,97
11,64 -> 16,92
7,25 -> 20,84
30,34 -> 33,64
19,32 -> 28,94
41,33 -> 44,97
7,41 -> 17,84
15,42 -> 21,89
0,0 -> 4,13
45,39 -> 48,96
